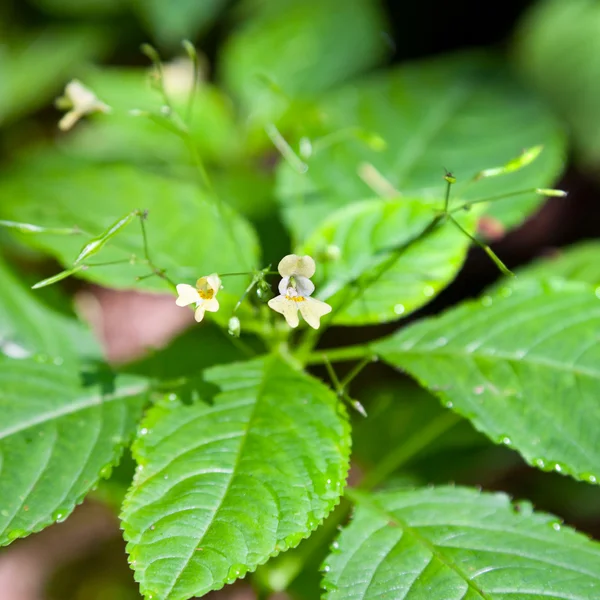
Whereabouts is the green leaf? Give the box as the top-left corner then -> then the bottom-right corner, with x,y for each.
515,241 -> 600,287
277,53 -> 566,241
0,357 -> 147,545
515,0 -> 600,169
0,254 -> 99,362
130,0 -> 227,48
0,157 -> 260,296
220,0 -> 387,120
323,486 -> 600,599
0,27 -> 106,126
303,198 -> 477,324
121,355 -> 350,600
374,280 -> 600,483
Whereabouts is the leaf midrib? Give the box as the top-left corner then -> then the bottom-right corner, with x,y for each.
0,383 -> 146,440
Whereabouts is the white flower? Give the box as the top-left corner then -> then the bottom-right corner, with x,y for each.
57,80 -> 110,131
160,57 -> 198,98
268,254 -> 331,329
175,273 -> 221,323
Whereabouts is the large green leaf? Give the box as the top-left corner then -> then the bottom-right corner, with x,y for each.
515,0 -> 600,169
220,0 -> 387,120
121,355 -> 350,600
323,486 -> 600,599
0,157 -> 260,296
515,241 -> 600,287
303,197 -> 477,324
0,253 -> 99,362
0,27 -> 106,126
374,280 -> 600,483
277,53 -> 566,241
0,357 -> 146,545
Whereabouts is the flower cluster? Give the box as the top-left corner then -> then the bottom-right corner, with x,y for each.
174,254 -> 331,330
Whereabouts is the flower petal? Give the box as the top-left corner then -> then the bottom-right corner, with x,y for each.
295,275 -> 315,297
278,276 -> 291,296
268,295 -> 300,328
203,297 -> 219,313
277,254 -> 316,278
207,273 -> 221,294
194,305 -> 206,322
175,284 -> 200,306
298,297 -> 332,329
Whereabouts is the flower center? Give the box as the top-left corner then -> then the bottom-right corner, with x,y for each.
285,287 -> 305,302
197,287 -> 214,300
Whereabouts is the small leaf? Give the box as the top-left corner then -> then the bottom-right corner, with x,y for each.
374,280 -> 600,483
31,265 -> 86,289
0,357 -> 147,545
121,355 -> 350,600
303,198 -> 477,324
323,486 -> 600,599
474,144 -> 543,179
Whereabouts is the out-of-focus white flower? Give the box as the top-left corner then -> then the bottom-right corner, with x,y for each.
175,273 -> 221,323
56,80 -> 110,131
268,254 -> 331,329
158,58 -> 198,98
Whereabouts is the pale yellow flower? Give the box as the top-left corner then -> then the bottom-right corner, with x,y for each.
57,80 -> 110,131
175,274 -> 221,323
268,254 -> 331,329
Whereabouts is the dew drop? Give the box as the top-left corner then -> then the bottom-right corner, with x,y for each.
466,342 -> 480,353
52,509 -> 69,523
7,529 -> 27,541
444,400 -> 454,408
167,393 -> 178,402
473,385 -> 485,395
323,565 -> 330,573
1,340 -> 31,359
499,287 -> 513,298
139,428 -> 149,436
595,287 -> 600,300
432,337 -> 448,347
52,357 -> 64,366
533,458 -> 546,469
393,303 -> 405,315
581,472 -> 598,484
501,436 -> 512,446
481,296 -> 493,307
163,474 -> 169,480
552,522 -> 561,531
554,463 -> 563,473
423,285 -> 435,297
331,541 -> 339,550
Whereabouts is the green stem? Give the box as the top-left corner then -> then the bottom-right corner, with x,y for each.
307,344 -> 373,365
264,122 -> 308,174
449,188 -> 539,214
448,215 -> 514,277
340,356 -> 375,389
359,411 -> 461,491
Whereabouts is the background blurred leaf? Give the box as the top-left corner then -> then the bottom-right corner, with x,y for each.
0,27 -> 106,126
303,198 -> 477,324
121,355 -> 350,600
130,0 -> 228,49
0,156 -> 260,297
515,0 -> 600,170
277,52 -> 565,243
0,253 -> 100,362
220,0 -> 388,121
30,0 -> 123,16
0,357 -> 146,546
323,486 -> 600,599
507,240 -> 600,287
375,278 -> 600,485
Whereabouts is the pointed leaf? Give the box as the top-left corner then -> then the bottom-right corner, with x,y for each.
0,357 -> 147,545
323,486 -> 600,599
374,280 -> 600,483
121,355 -> 350,600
